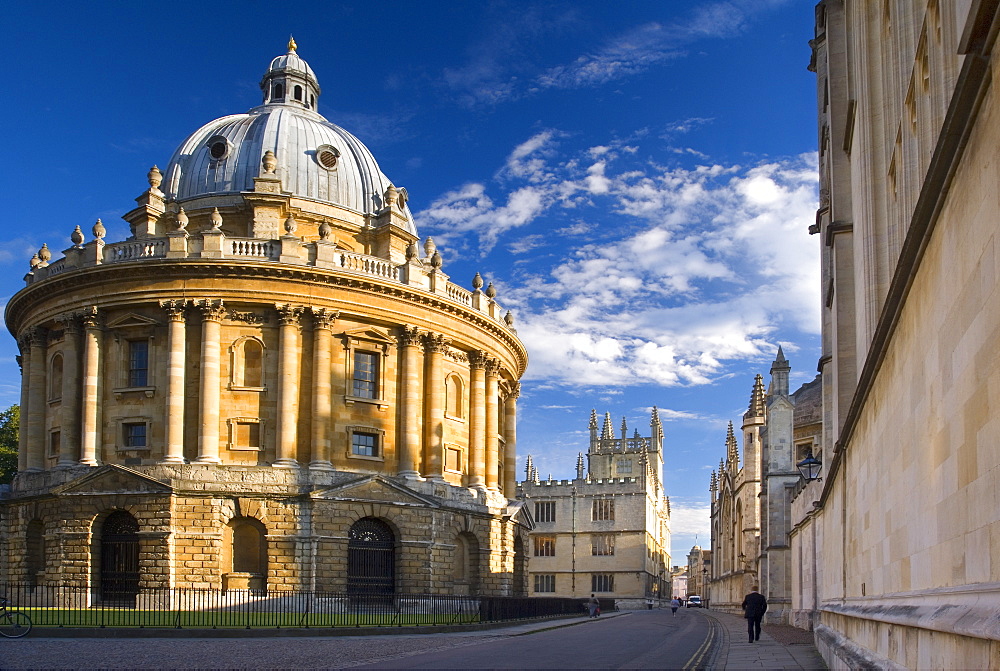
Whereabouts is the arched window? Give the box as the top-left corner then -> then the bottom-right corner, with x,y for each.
98,510 -> 140,604
26,520 -> 45,587
273,83 -> 283,100
231,337 -> 265,389
294,85 -> 303,101
231,517 -> 267,574
347,518 -> 395,596
445,374 -> 464,419
49,353 -> 63,400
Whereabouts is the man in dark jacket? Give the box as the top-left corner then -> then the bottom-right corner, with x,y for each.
741,586 -> 767,642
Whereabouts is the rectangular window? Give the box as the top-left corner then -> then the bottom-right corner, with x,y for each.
128,340 -> 149,387
592,574 -> 614,593
533,535 -> 556,557
534,501 -> 556,523
445,446 -> 462,472
352,431 -> 378,457
48,430 -> 61,458
123,422 -> 147,449
592,499 -> 615,521
533,574 -> 556,593
592,534 -> 615,556
236,422 -> 261,448
616,458 -> 632,474
352,351 -> 378,399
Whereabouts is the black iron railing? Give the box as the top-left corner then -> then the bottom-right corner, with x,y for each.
0,584 -> 600,629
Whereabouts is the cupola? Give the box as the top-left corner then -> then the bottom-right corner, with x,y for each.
260,37 -> 321,110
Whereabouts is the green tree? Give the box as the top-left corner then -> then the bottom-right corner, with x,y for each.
0,404 -> 19,484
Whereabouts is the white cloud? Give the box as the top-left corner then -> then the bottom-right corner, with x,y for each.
669,502 -> 711,537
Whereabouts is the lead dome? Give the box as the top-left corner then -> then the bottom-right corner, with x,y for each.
163,39 -> 416,236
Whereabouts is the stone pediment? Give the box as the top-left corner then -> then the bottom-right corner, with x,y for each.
52,464 -> 173,495
341,327 -> 395,346
311,475 -> 438,508
505,500 -> 534,530
106,313 -> 161,329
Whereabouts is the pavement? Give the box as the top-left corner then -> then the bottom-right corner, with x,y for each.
701,609 -> 827,669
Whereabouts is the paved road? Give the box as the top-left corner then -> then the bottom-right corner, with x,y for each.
1,610 -> 718,670
354,609 -> 716,669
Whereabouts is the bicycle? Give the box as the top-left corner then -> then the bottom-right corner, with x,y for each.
0,597 -> 32,638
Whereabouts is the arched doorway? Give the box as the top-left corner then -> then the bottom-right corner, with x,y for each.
347,518 -> 395,596
512,536 -> 526,596
98,511 -> 140,604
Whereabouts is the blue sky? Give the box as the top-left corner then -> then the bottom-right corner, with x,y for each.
3,0 -> 820,561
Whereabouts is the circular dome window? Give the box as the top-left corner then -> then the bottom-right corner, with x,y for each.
206,135 -> 231,161
316,144 -> 340,170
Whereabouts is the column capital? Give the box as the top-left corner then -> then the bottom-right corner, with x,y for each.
80,306 -> 101,329
507,381 -> 521,400
421,332 -> 450,354
485,358 -> 502,377
196,299 -> 226,321
56,312 -> 82,335
160,299 -> 188,321
468,350 -> 489,370
22,326 -> 48,349
311,307 -> 338,330
276,303 -> 304,326
399,325 -> 423,347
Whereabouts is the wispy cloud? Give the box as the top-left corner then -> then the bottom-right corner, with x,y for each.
418,130 -> 819,390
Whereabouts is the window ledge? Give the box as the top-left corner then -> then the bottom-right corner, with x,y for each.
227,445 -> 262,452
230,385 -> 267,393
345,395 -> 388,410
113,386 -> 155,399
347,452 -> 384,462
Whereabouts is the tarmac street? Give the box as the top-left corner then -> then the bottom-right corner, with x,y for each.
0,608 -> 826,669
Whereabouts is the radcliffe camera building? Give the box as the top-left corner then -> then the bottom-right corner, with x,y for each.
0,42 -> 531,598
517,410 -> 671,607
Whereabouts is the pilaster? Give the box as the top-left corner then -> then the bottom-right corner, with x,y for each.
56,314 -> 82,468
422,332 -> 449,481
485,358 -> 500,492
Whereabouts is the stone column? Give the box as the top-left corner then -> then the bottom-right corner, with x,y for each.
195,299 -> 225,464
422,333 -> 449,481
56,315 -> 82,467
79,308 -> 101,466
25,327 -> 47,471
15,346 -> 28,473
468,350 -> 487,490
160,300 -> 187,464
503,382 -> 520,497
274,304 -> 303,467
485,359 -> 500,492
397,326 -> 423,479
309,309 -> 335,469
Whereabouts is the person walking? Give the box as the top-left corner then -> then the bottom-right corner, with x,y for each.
670,597 -> 681,616
587,594 -> 600,618
741,585 -> 768,643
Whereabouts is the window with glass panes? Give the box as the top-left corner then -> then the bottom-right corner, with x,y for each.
128,340 -> 149,387
592,574 -> 614,592
534,501 -> 556,523
592,499 -> 614,521
533,535 -> 556,557
351,431 -> 378,457
533,574 -> 556,593
592,534 -> 615,556
352,351 -> 378,398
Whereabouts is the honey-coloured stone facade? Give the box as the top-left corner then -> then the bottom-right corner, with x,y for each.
0,44 -> 531,597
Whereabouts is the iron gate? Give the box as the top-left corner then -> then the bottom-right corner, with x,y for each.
347,518 -> 395,596
99,511 -> 140,605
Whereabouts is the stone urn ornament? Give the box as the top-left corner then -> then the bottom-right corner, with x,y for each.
70,225 -> 84,247
92,219 -> 106,240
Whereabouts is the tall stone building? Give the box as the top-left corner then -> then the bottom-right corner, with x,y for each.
517,410 -> 671,607
709,350 -> 821,623
0,42 -> 531,598
794,2 -> 1000,667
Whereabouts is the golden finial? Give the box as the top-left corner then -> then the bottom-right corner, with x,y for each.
287,36 -> 298,53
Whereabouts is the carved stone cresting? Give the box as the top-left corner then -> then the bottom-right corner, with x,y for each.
508,381 -> 521,399
276,304 -> 303,326
196,299 -> 226,321
227,309 -> 267,325
445,348 -> 468,364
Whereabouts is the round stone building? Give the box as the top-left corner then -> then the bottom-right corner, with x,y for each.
1,41 -> 530,599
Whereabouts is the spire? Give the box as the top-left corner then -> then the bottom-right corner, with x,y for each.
769,346 -> 791,397
745,374 -> 766,419
524,455 -> 534,481
602,412 -> 613,439
589,409 -> 598,430
726,422 -> 738,464
576,452 -> 586,479
620,416 -> 628,441
650,406 -> 664,448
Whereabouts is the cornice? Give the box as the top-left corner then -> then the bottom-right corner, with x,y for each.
5,258 -> 528,375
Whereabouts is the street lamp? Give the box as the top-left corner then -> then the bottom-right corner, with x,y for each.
797,451 -> 823,482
